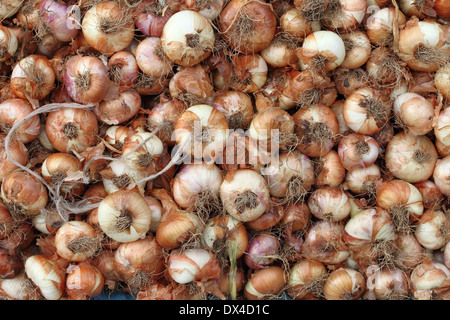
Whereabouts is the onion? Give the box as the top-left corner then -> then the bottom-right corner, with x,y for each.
41,152 -> 85,199
11,54 -> 55,101
220,169 -> 271,223
0,98 -> 40,144
280,8 -> 319,41
249,107 -> 295,152
66,261 -> 104,300
219,0 -> 277,54
171,162 -> 223,215
246,202 -> 285,231
55,221 -> 101,262
174,104 -> 229,164
287,259 -> 327,300
435,63 -> 450,100
93,90 -> 141,125
1,171 -> 48,218
152,189 -> 202,250
213,90 -> 254,130
397,18 -> 449,72
340,31 -> 371,69
308,187 -> 351,222
293,104 -> 339,157
113,235 -> 165,290
169,64 -> 214,106
342,87 -> 392,135
366,47 -> 410,89
393,92 -> 435,136
82,1 -> 135,56
161,10 -> 215,67
24,255 -> 66,300
414,180 -> 444,209
385,131 -> 438,184
146,95 -> 186,146
0,26 -> 18,63
97,190 -> 152,243
167,248 -> 222,284
202,213 -> 248,260
244,266 -> 287,300
244,233 -> 280,269
297,30 -> 346,73
434,107 -> 450,156
338,133 -> 380,170
229,53 -> 268,94
184,0 -> 224,20
45,107 -> 99,154
133,0 -> 175,37
39,0 -> 80,43
333,68 -> 371,98
260,32 -> 299,68
433,155 -> 450,197
414,208 -> 449,250
64,55 -> 119,104
365,266 -> 410,300
410,259 -> 450,300
344,207 -> 397,268
321,0 -> 367,31
263,150 -> 315,203
314,150 -> 346,188
376,179 -> 424,234
302,220 -> 350,265
365,7 -> 407,47
323,268 -> 366,300
135,37 -> 173,78
346,164 -> 382,196
107,51 -> 139,89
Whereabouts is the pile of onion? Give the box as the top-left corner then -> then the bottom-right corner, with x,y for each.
0,0 -> 448,302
